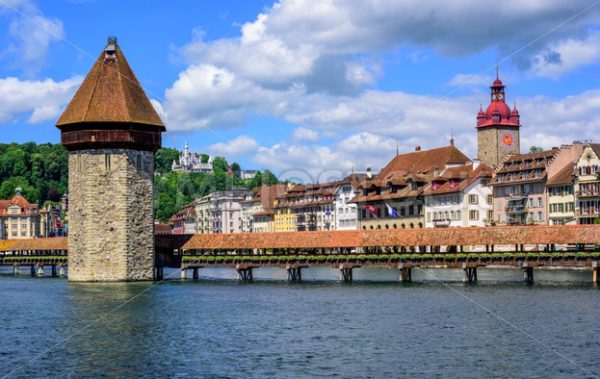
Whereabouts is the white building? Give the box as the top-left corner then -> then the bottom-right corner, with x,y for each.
172,142 -> 213,173
424,161 -> 494,228
334,174 -> 366,230
209,189 -> 249,234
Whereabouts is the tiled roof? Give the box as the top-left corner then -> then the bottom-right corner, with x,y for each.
180,225 -> 600,250
423,163 -> 494,196
378,146 -> 470,180
547,164 -> 575,186
0,237 -> 68,252
589,144 -> 600,158
56,40 -> 165,129
0,194 -> 36,216
493,148 -> 559,185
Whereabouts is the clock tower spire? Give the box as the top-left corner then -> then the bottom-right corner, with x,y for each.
476,68 -> 520,167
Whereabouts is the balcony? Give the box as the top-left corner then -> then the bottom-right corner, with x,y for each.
505,205 -> 527,214
432,218 -> 451,228
576,190 -> 600,198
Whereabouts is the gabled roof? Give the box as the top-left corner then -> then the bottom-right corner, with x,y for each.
378,146 -> 470,180
547,164 -> 575,186
424,163 -> 494,196
56,39 -> 165,129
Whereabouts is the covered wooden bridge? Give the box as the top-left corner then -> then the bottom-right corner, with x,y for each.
1,226 -> 600,282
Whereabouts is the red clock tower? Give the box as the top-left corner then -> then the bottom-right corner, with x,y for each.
476,69 -> 521,167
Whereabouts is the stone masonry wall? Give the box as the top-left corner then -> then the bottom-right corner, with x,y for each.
68,149 -> 155,281
477,127 -> 520,167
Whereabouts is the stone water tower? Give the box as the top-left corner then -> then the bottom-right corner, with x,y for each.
56,38 -> 165,281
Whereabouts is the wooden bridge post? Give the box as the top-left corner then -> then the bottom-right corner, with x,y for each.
192,267 -> 199,280
339,264 -> 353,282
236,266 -> 253,282
51,265 -> 57,277
398,264 -> 412,282
523,266 -> 534,284
463,265 -> 477,283
30,265 -> 35,277
286,265 -> 302,282
180,267 -> 188,280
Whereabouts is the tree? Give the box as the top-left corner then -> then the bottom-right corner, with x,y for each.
155,148 -> 180,174
529,146 -> 544,153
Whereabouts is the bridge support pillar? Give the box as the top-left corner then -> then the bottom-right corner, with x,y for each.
180,267 -> 188,280
523,267 -> 534,284
36,265 -> 45,277
237,266 -> 253,282
398,264 -> 412,282
339,264 -> 354,282
192,267 -> 199,280
30,265 -> 35,277
59,265 -> 66,278
154,266 -> 164,281
51,265 -> 57,278
462,264 -> 477,283
287,265 -> 302,282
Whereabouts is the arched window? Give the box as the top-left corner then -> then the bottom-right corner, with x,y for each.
369,225 -> 374,230
385,224 -> 389,229
393,224 -> 397,229
377,225 -> 381,229
418,222 -> 423,228
402,223 -> 406,228
410,223 -> 414,229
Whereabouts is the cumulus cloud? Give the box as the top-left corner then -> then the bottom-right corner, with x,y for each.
1,0 -> 65,74
529,30 -> 600,78
209,135 -> 259,157
292,127 -> 319,142
0,75 -> 83,124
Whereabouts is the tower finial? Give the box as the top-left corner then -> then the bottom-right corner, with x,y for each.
396,143 -> 399,156
450,131 -> 455,147
496,64 -> 499,80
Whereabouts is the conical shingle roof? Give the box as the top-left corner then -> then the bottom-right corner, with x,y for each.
56,38 -> 165,129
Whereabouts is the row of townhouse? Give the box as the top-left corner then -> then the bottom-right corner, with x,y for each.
351,145 -> 494,230
492,142 -> 600,226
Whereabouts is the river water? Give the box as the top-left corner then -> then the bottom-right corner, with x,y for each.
1,269 -> 600,378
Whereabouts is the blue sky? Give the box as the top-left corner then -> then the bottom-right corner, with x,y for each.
1,0 -> 600,181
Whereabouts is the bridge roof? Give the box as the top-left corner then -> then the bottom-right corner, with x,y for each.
181,225 -> 600,250
0,237 -> 68,252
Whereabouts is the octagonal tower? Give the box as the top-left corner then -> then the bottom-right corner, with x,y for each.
56,38 -> 165,281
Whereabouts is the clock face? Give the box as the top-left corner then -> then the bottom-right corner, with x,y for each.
501,131 -> 515,149
498,93 -> 504,100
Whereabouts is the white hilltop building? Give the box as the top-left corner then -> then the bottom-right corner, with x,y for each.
172,142 -> 213,173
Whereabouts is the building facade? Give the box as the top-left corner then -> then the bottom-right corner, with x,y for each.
476,72 -> 521,167
334,174 -> 366,230
352,145 -> 471,230
240,184 -> 286,232
274,182 -> 338,232
209,189 -> 249,233
574,144 -> 600,224
0,190 -> 46,239
424,161 -> 494,228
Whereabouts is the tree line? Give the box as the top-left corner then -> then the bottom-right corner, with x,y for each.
0,144 -> 279,221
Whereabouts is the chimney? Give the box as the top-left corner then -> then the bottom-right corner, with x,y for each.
415,145 -> 421,152
366,167 -> 372,179
473,159 -> 481,169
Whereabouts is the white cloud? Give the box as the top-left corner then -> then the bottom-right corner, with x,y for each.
529,30 -> 600,79
292,127 -> 319,142
209,135 -> 259,157
1,0 -> 65,74
0,75 -> 82,124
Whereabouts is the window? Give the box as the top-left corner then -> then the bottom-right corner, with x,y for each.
487,210 -> 493,220
469,195 -> 479,204
469,210 -> 479,220
487,195 -> 493,204
538,211 -> 543,221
